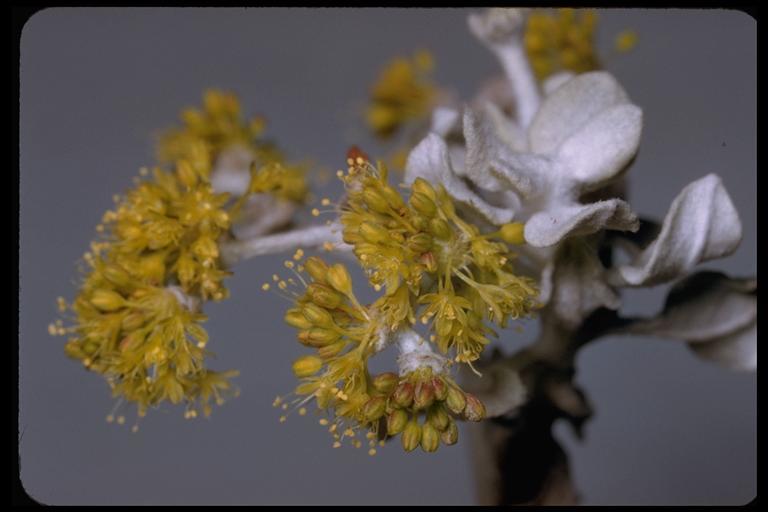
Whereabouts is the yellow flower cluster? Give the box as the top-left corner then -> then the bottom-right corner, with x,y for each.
524,8 -> 601,81
276,150 -> 538,453
339,151 -> 539,363
365,51 -> 436,140
159,89 -> 307,203
55,90 -> 308,425
277,254 -> 487,454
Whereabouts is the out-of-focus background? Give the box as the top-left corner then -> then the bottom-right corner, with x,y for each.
19,8 -> 756,505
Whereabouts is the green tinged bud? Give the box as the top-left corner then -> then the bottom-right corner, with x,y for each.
406,233 -> 433,254
392,382 -> 414,408
440,420 -> 459,445
362,188 -> 391,214
121,312 -> 145,331
301,302 -> 335,327
326,264 -> 353,297
431,377 -> 448,401
292,355 -> 323,378
380,185 -> 406,211
306,283 -> 343,309
386,409 -> 408,435
419,252 -> 437,273
420,423 -> 440,453
102,264 -> 131,287
285,308 -> 313,329
362,396 -> 387,422
401,419 -> 422,452
410,192 -> 437,217
304,256 -> 329,284
411,177 -> 437,201
297,327 -> 340,347
427,405 -> 450,431
463,393 -> 486,422
90,289 -> 125,312
359,222 -> 390,244
372,372 -> 399,394
429,218 -> 452,240
446,386 -> 467,414
414,381 -> 435,410
499,222 -> 525,245
317,340 -> 347,359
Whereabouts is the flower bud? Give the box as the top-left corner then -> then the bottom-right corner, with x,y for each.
359,222 -> 390,244
431,377 -> 448,401
362,396 -> 387,422
306,283 -> 343,309
406,233 -> 433,254
292,355 -> 323,378
386,409 -> 408,435
427,405 -> 450,431
445,386 -> 467,414
499,222 -> 525,245
121,312 -> 145,332
414,381 -> 435,410
326,264 -> 353,297
463,393 -> 486,422
440,420 -> 459,445
301,302 -> 335,327
362,188 -> 391,214
304,257 -> 329,284
410,192 -> 437,217
418,252 -> 438,273
401,419 -> 422,452
285,308 -> 313,329
297,328 -> 341,347
429,218 -> 452,240
317,340 -> 346,359
420,422 -> 440,453
102,264 -> 131,287
392,382 -> 414,408
380,185 -> 406,211
411,178 -> 437,201
372,372 -> 399,394
90,289 -> 125,312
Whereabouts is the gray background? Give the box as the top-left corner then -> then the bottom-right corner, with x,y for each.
19,8 -> 756,505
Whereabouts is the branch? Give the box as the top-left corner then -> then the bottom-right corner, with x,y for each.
220,223 -> 350,266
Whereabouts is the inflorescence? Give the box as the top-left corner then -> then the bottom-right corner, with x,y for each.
53,90 -> 307,427
273,150 -> 538,453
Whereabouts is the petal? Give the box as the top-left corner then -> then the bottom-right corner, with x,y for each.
556,104 -> 643,189
608,174 -> 742,286
524,199 -> 639,248
405,134 -> 516,224
529,72 -> 631,154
